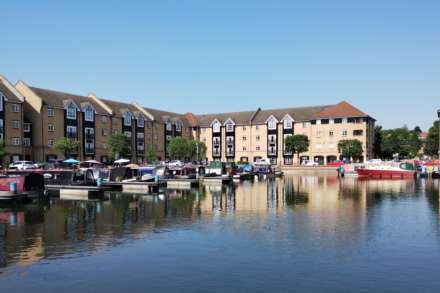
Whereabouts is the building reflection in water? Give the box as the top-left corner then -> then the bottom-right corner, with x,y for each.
0,174 -> 439,269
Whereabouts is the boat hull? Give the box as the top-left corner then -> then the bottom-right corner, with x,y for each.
357,168 -> 416,179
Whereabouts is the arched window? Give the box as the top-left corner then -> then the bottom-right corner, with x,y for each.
123,112 -> 132,126
85,105 -> 94,122
212,120 -> 221,133
66,103 -> 77,119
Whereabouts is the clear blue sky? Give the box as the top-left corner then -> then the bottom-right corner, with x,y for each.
3,0 -> 439,129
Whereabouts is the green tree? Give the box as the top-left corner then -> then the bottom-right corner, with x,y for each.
285,134 -> 310,159
338,139 -> 363,162
380,126 -> 421,159
108,133 -> 131,161
373,125 -> 383,158
144,147 -> 157,163
168,137 -> 191,160
189,140 -> 207,161
54,137 -> 80,158
425,121 -> 439,157
0,140 -> 6,165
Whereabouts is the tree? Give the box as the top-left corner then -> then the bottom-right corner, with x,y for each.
0,140 -> 6,165
108,133 -> 131,161
380,126 -> 421,159
168,137 -> 191,160
373,125 -> 383,158
54,138 -> 80,158
144,147 -> 157,163
425,121 -> 439,157
285,134 -> 309,161
189,140 -> 207,161
413,126 -> 422,134
338,139 -> 363,162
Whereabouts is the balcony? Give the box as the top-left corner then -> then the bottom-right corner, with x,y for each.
86,134 -> 94,141
85,147 -> 95,154
67,132 -> 77,139
268,147 -> 277,156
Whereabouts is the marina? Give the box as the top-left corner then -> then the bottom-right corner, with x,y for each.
1,173 -> 440,292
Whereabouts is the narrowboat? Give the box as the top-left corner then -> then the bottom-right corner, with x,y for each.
357,162 -> 416,179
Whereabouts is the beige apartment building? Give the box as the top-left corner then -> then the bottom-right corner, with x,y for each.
14,80 -> 190,163
192,101 -> 375,165
0,76 -> 26,165
0,73 -> 375,166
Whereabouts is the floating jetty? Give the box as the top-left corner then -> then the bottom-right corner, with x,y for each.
103,181 -> 165,193
163,178 -> 199,190
46,185 -> 110,199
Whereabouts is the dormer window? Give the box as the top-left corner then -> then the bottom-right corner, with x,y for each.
267,117 -> 277,130
123,112 -> 132,126
66,103 -> 77,119
224,118 -> 235,132
0,92 -> 4,111
176,121 -> 182,132
137,115 -> 145,128
212,120 -> 221,133
84,105 -> 94,122
166,121 -> 172,131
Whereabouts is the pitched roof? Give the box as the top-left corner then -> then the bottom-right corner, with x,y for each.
252,105 -> 330,124
143,106 -> 187,124
29,87 -> 109,114
0,77 -> 23,103
195,110 -> 256,127
99,98 -> 140,117
310,101 -> 369,120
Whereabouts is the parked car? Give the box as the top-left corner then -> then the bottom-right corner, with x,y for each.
302,160 -> 319,167
327,160 -> 345,167
9,161 -> 37,170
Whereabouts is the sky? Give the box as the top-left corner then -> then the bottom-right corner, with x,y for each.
2,0 -> 439,130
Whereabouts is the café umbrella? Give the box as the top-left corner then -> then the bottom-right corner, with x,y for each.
63,158 -> 80,164
114,158 -> 130,164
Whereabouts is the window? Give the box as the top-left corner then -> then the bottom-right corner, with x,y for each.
101,115 -> 108,123
256,135 -> 260,141
48,124 -> 55,132
48,108 -> 55,117
0,93 -> 3,111
48,139 -> 55,146
66,104 -> 77,119
24,123 -> 31,132
24,138 -> 31,147
12,120 -> 19,129
123,112 -> 132,126
212,121 -> 220,133
85,106 -> 94,122
283,119 -> 292,129
321,119 -> 329,124
102,128 -> 107,136
12,104 -> 20,113
267,117 -> 277,130
334,118 -> 342,124
256,146 -> 260,151
0,119 -> 3,140
242,146 -> 247,151
329,130 -> 334,137
242,126 -> 246,131
268,134 -> 276,144
176,121 -> 182,132
137,115 -> 145,128
67,126 -> 77,138
166,122 -> 172,131
124,131 -> 132,138
12,137 -> 20,145
226,123 -> 234,132
256,125 -> 260,130
242,136 -> 247,141
85,128 -> 94,142
342,130 -> 348,137
166,135 -> 172,141
137,133 -> 145,151
353,130 -> 364,136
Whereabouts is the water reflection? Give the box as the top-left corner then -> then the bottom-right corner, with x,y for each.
1,174 -> 440,271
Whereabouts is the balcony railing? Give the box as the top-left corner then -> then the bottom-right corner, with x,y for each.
67,132 -> 77,139
86,134 -> 94,141
85,147 -> 94,154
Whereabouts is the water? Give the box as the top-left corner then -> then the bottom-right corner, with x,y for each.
1,174 -> 440,292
